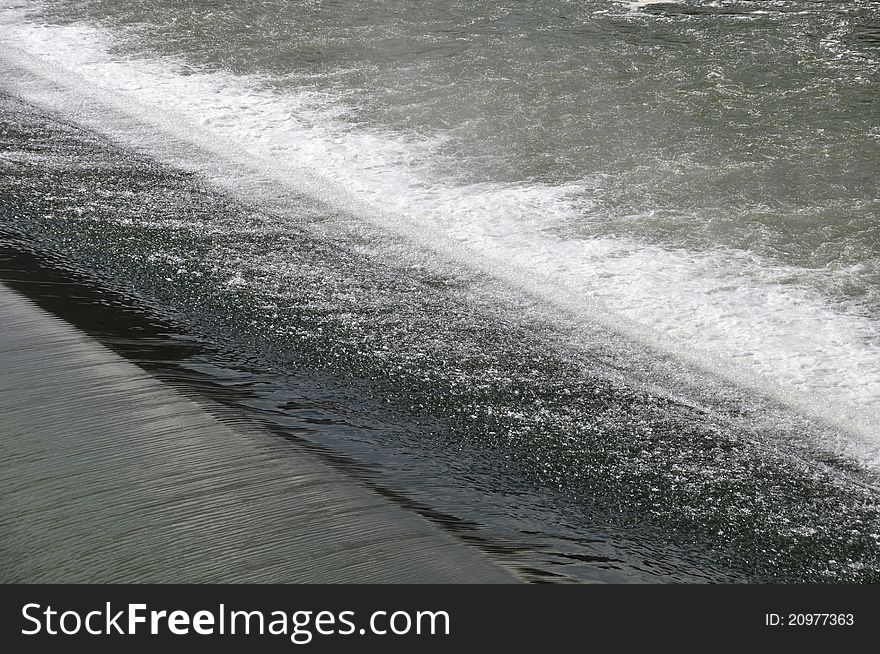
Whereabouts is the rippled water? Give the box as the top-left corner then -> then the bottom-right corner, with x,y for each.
1,0 -> 879,582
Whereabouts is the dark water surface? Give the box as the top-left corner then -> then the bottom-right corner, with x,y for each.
1,0 -> 879,582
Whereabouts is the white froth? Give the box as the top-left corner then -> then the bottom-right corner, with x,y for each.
623,0 -> 680,10
1,16 -> 878,463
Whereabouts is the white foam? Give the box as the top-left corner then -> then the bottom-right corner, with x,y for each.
623,0 -> 680,11
1,16 -> 878,463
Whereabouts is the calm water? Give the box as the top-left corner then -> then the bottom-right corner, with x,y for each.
1,0 -> 879,581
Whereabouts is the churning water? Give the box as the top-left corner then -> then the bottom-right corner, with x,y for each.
1,0 -> 879,582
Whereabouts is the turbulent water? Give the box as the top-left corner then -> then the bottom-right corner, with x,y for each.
1,0 -> 879,582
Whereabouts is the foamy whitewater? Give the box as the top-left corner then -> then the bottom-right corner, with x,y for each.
0,0 -> 880,584
3,12 -> 877,458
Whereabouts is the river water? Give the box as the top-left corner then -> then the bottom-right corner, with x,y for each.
1,0 -> 878,582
